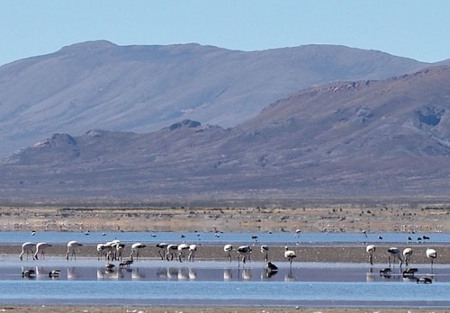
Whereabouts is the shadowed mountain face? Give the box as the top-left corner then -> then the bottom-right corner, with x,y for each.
0,41 -> 431,157
1,67 -> 450,204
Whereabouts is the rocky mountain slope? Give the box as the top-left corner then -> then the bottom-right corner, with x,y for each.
1,66 -> 449,205
0,41 -> 432,157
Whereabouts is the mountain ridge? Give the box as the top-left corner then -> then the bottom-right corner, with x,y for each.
2,66 -> 450,205
0,40 -> 432,157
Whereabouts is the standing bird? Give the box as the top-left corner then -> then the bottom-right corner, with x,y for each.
188,244 -> 197,262
402,248 -> 413,267
426,248 -> 437,271
66,241 -> 83,261
20,242 -> 36,261
130,242 -> 146,261
34,242 -> 52,260
165,244 -> 178,261
156,243 -> 169,260
260,245 -> 269,262
177,243 -> 190,262
387,247 -> 403,267
366,245 -> 376,265
224,244 -> 233,262
284,246 -> 297,269
237,245 -> 252,264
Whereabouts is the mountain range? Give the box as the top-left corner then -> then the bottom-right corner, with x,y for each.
0,40 -> 438,158
1,60 -> 449,205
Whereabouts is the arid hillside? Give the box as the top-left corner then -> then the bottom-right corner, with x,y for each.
1,67 -> 450,204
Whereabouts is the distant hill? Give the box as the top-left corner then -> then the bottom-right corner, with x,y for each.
0,40 -> 432,157
1,66 -> 450,205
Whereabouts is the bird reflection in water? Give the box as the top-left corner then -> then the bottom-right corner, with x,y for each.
284,269 -> 296,281
366,267 -> 375,282
241,268 -> 252,280
224,268 -> 233,281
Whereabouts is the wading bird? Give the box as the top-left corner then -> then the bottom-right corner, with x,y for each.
130,242 -> 146,261
387,247 -> 403,267
237,245 -> 252,264
426,248 -> 437,271
260,245 -> 269,262
402,248 -> 413,266
366,245 -> 376,265
66,241 -> 83,261
284,246 -> 296,269
188,244 -> 197,262
20,242 -> 36,261
156,243 -> 169,260
34,242 -> 52,260
224,244 -> 233,262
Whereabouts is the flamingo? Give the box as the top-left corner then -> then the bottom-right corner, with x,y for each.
402,248 -> 413,266
113,242 -> 125,261
237,245 -> 252,264
177,243 -> 190,262
96,243 -> 108,261
20,242 -> 36,261
188,244 -> 197,262
156,242 -> 169,260
387,247 -> 403,267
34,242 -> 52,260
260,245 -> 269,262
130,243 -> 146,261
165,244 -> 178,261
366,245 -> 376,265
284,246 -> 296,269
66,241 -> 83,261
224,244 -> 233,262
426,248 -> 437,271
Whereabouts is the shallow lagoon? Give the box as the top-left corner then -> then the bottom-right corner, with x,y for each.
1,231 -> 449,308
0,259 -> 449,308
1,230 -> 449,245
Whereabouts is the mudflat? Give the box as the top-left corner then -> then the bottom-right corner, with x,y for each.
1,204 -> 449,233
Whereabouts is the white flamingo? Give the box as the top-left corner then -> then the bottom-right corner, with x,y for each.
66,241 -> 83,261
130,242 -> 146,261
188,244 -> 197,262
366,245 -> 376,265
224,244 -> 233,262
260,245 -> 269,262
96,243 -> 108,261
426,248 -> 437,271
20,242 -> 36,261
156,242 -> 169,260
402,248 -> 413,266
165,244 -> 178,261
387,247 -> 403,267
284,246 -> 296,269
177,243 -> 190,262
34,242 -> 52,260
237,245 -> 252,264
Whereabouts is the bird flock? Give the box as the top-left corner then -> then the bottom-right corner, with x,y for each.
366,244 -> 437,284
18,233 -> 440,285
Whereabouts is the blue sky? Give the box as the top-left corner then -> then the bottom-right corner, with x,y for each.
1,0 -> 449,66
